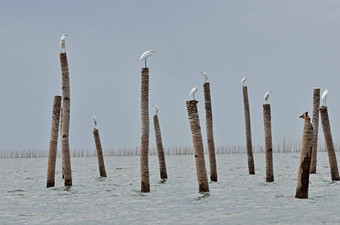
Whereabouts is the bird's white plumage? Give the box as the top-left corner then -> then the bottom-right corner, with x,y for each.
153,104 -> 159,114
190,86 -> 198,100
201,72 -> 208,82
321,89 -> 328,106
139,50 -> 155,60
241,77 -> 248,83
264,91 -> 271,102
60,34 -> 68,52
92,115 -> 97,128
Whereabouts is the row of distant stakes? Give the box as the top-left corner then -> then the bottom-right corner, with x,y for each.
45,34 -> 339,199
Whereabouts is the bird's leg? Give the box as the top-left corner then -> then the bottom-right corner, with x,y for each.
145,59 -> 147,68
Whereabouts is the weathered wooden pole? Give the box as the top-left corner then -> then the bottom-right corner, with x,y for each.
203,82 -> 217,181
319,106 -> 340,181
60,52 -> 72,186
140,67 -> 150,192
46,96 -> 62,188
93,128 -> 107,177
186,100 -> 209,192
153,114 -> 168,179
310,88 -> 320,174
295,113 -> 313,199
263,104 -> 274,182
242,85 -> 255,175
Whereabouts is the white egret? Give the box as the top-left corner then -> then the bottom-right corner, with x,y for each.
321,89 -> 328,106
190,86 -> 198,100
92,115 -> 97,128
139,50 -> 156,68
241,77 -> 248,85
201,72 -> 208,82
152,104 -> 159,115
60,34 -> 68,53
264,91 -> 272,103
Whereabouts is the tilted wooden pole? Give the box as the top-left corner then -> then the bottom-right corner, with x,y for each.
319,106 -> 340,181
242,85 -> 255,174
153,114 -> 168,179
46,95 -> 62,188
263,104 -> 274,182
93,128 -> 107,177
140,68 -> 150,192
310,88 -> 320,174
203,82 -> 217,181
295,113 -> 313,199
186,100 -> 209,192
60,53 -> 72,186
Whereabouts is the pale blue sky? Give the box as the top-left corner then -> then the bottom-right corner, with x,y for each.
1,0 -> 340,151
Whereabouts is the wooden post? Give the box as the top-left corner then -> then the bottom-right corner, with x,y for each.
242,85 -> 255,174
319,106 -> 340,181
263,104 -> 274,182
295,114 -> 313,199
203,82 -> 217,181
140,68 -> 150,192
93,128 -> 107,177
186,100 -> 209,192
46,96 -> 62,188
60,53 -> 72,186
153,114 -> 168,179
310,88 -> 320,174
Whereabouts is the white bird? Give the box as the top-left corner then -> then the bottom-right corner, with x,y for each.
92,115 -> 97,128
321,89 -> 328,106
241,77 -> 248,85
190,86 -> 198,100
201,72 -> 208,82
139,50 -> 156,68
60,34 -> 68,53
264,91 -> 272,103
152,104 -> 159,115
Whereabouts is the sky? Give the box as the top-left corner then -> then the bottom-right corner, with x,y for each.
0,0 -> 340,152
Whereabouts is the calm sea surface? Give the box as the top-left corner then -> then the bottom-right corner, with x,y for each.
1,152 -> 339,224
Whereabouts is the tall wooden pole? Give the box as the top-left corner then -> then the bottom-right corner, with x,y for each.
203,82 -> 217,181
60,53 -> 72,186
319,106 -> 340,181
263,104 -> 274,182
295,114 -> 313,199
140,68 -> 150,192
310,88 -> 320,174
46,96 -> 62,188
242,86 -> 255,174
153,114 -> 168,179
186,100 -> 209,192
93,128 -> 107,177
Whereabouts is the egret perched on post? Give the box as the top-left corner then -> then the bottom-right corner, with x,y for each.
264,91 -> 272,103
201,72 -> 208,82
241,77 -> 248,86
190,86 -> 198,100
153,104 -> 159,115
321,89 -> 328,106
60,34 -> 68,53
139,50 -> 156,68
92,115 -> 97,129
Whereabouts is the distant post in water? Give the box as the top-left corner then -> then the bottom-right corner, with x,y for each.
153,106 -> 168,179
310,88 -> 320,174
60,52 -> 72,186
263,103 -> 274,182
186,100 -> 209,192
242,83 -> 255,175
92,116 -> 107,177
319,106 -> 340,181
295,112 -> 313,199
46,95 -> 62,188
203,81 -> 217,181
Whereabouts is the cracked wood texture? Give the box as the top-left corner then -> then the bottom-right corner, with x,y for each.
60,53 -> 72,186
153,114 -> 168,179
46,96 -> 62,188
263,104 -> 274,182
242,86 -> 255,175
310,88 -> 320,174
140,68 -> 150,192
93,128 -> 107,177
295,118 -> 313,199
319,106 -> 340,181
203,82 -> 217,181
186,100 -> 209,192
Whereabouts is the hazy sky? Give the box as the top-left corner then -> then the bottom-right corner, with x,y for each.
1,0 -> 340,151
